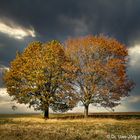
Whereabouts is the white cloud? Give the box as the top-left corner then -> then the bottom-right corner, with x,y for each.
114,95 -> 140,112
0,65 -> 9,71
0,19 -> 36,40
128,96 -> 140,103
128,45 -> 140,66
0,88 -> 40,114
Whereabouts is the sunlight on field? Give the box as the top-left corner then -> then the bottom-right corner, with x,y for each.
0,114 -> 140,140
9,117 -> 138,124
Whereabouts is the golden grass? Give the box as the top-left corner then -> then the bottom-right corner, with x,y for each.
0,114 -> 140,140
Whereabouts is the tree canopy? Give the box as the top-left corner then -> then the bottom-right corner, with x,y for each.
4,40 -> 78,118
65,35 -> 134,117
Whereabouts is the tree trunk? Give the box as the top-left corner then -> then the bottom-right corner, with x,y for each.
84,104 -> 89,118
44,106 -> 49,119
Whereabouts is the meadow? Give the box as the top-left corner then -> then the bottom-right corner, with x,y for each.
0,113 -> 140,140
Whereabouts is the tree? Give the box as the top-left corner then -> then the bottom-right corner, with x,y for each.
65,35 -> 134,117
4,40 -> 78,119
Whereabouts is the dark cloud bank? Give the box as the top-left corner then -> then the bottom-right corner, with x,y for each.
0,0 -> 140,63
0,0 -> 140,112
1,0 -> 140,42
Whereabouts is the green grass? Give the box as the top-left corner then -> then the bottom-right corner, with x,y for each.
0,113 -> 140,140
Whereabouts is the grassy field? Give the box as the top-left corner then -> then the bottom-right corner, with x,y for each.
0,113 -> 140,140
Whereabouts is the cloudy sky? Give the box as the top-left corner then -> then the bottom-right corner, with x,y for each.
0,0 -> 140,113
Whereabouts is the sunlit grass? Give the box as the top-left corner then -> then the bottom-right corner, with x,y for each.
0,114 -> 140,140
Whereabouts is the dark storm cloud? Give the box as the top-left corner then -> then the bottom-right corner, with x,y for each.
128,65 -> 140,96
0,68 -> 4,87
0,33 -> 36,65
0,0 -> 140,43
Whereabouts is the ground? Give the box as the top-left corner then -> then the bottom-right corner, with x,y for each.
0,114 -> 140,140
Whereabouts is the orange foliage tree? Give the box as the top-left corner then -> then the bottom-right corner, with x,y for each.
4,40 -> 78,118
65,35 -> 134,117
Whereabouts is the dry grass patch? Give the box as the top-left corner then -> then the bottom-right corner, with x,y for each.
0,115 -> 140,140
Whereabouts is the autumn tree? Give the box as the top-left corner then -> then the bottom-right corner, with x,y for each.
4,40 -> 78,119
65,35 -> 134,117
